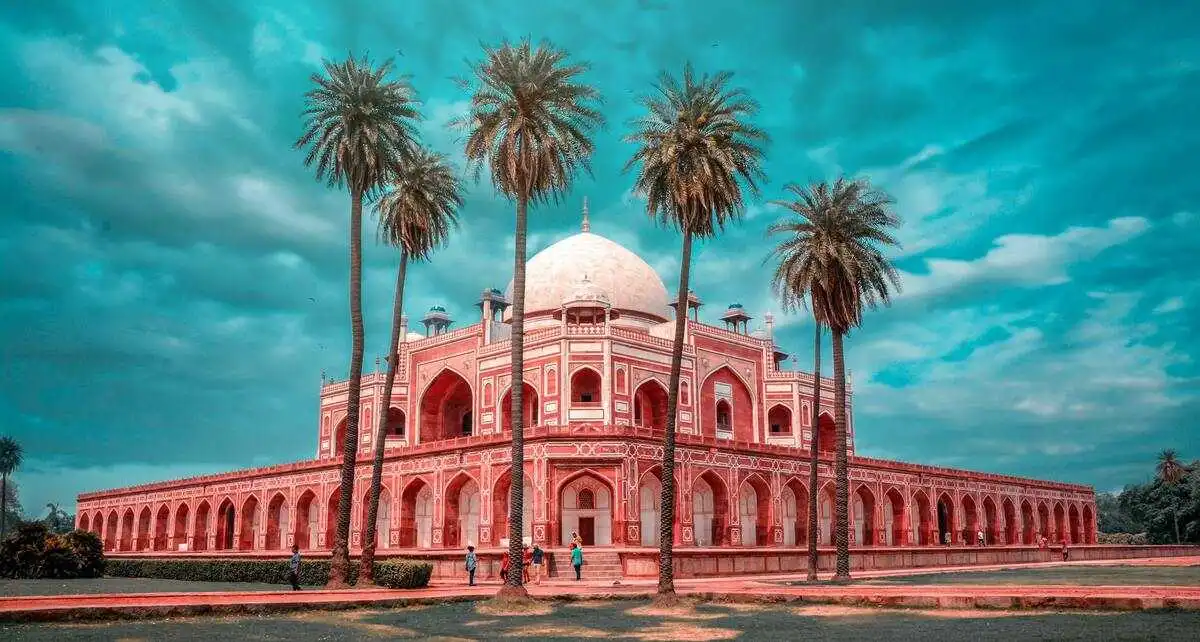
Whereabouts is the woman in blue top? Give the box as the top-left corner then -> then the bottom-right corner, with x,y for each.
464,545 -> 478,586
570,542 -> 584,581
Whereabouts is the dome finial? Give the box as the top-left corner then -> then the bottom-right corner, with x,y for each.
581,197 -> 591,233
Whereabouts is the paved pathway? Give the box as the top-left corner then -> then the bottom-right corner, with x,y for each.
2,556 -> 1198,622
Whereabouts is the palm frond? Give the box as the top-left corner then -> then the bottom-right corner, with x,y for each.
373,146 -> 464,261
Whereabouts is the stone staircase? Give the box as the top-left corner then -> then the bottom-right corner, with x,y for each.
548,548 -> 624,581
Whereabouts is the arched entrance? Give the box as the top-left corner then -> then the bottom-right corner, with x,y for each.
1037,502 -> 1050,539
332,417 -> 348,458
79,513 -> 91,533
817,413 -> 836,453
136,506 -> 151,551
493,471 -> 533,546
324,488 -> 341,551
1082,504 -> 1095,544
854,485 -> 876,546
639,474 -> 662,547
384,407 -> 406,438
768,404 -> 793,436
419,370 -> 473,442
105,510 -> 118,551
633,380 -> 669,430
884,488 -> 905,546
1002,498 -> 1018,545
983,497 -> 998,545
700,367 -> 753,440
936,493 -> 954,544
1068,505 -> 1081,544
172,504 -> 189,551
192,502 -> 209,551
819,484 -> 836,545
560,474 -> 613,546
912,491 -> 931,545
570,368 -> 601,405
266,494 -> 288,550
781,479 -> 807,546
1053,503 -> 1066,542
738,477 -> 770,546
1021,500 -> 1035,544
239,496 -> 259,550
399,480 -> 434,548
444,474 -> 480,548
216,499 -> 236,551
961,495 -> 978,544
692,471 -> 728,546
294,491 -> 317,549
501,382 -> 539,432
358,488 -> 391,549
119,509 -> 135,551
153,505 -> 170,551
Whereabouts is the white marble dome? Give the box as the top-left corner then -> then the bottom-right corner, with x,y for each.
505,231 -> 671,321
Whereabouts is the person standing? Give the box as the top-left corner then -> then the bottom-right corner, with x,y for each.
531,544 -> 545,584
288,544 -> 302,591
465,545 -> 478,586
977,528 -> 985,547
522,545 -> 533,584
570,542 -> 584,581
500,549 -> 511,583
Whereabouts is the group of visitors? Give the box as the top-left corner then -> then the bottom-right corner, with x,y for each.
465,530 -> 587,585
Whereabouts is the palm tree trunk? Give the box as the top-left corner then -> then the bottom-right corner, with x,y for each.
657,228 -> 693,597
500,195 -> 530,599
806,323 -> 821,581
360,250 -> 409,584
328,187 -> 367,589
832,329 -> 851,581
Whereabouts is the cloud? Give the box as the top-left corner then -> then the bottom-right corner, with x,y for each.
1153,296 -> 1185,315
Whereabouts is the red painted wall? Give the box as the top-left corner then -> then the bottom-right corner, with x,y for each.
699,367 -> 754,441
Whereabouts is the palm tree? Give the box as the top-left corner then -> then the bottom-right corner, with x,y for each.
1157,449 -> 1188,544
456,38 -> 603,599
295,54 -> 421,587
766,178 -> 902,581
625,64 -> 767,598
0,436 -> 22,538
360,146 -> 462,583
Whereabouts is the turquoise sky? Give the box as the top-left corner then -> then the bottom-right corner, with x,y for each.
1,1 -> 1197,513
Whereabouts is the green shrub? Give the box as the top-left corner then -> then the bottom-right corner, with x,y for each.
105,558 -> 433,589
63,530 -> 106,578
1097,532 -> 1151,545
375,559 -> 433,589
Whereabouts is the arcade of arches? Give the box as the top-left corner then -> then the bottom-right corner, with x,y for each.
79,462 -> 1096,553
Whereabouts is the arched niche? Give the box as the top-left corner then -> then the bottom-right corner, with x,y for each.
419,370 -> 473,442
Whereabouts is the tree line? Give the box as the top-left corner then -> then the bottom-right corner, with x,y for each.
0,436 -> 76,538
1097,449 -> 1199,545
296,38 -> 903,603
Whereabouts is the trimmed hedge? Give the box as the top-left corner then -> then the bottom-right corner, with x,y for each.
104,558 -> 433,589
1,525 -> 105,579
1097,532 -> 1150,545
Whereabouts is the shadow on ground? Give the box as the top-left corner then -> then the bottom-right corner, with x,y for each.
4,599 -> 1200,641
853,565 -> 1200,586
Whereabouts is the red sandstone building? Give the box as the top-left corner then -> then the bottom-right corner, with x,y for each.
76,212 -> 1097,576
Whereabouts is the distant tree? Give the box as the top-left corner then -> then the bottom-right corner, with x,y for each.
1095,491 -> 1140,534
295,54 -> 421,588
360,145 -> 462,584
44,503 -> 73,535
0,436 -> 22,538
1,478 -> 22,534
1157,449 -> 1188,543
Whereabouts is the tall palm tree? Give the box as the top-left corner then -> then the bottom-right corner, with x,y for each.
766,178 -> 901,581
625,64 -> 767,598
1157,449 -> 1188,544
0,436 -> 22,538
295,54 -> 420,587
360,146 -> 462,583
456,38 -> 603,598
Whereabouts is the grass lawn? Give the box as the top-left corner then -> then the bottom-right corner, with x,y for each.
3,599 -> 1200,641
0,577 -> 314,597
857,564 -> 1200,586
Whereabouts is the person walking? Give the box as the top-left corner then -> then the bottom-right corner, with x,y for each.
288,544 -> 302,591
531,543 -> 545,584
465,545 -> 478,586
570,542 -> 584,581
500,549 -> 511,583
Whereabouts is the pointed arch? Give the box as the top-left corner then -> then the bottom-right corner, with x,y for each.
331,416 -> 348,459
119,508 -> 135,551
816,412 -> 836,453
79,513 -> 91,533
492,468 -> 534,547
936,492 -> 954,545
419,368 -> 474,442
171,502 -> 189,551
266,493 -> 288,550
692,469 -> 730,546
569,366 -> 602,405
444,472 -> 480,548
1082,503 -> 1095,544
1068,504 -> 1081,544
982,496 -> 998,545
700,365 -> 754,441
324,487 -> 341,551
960,494 -> 978,545
1053,502 -> 1066,543
853,484 -> 877,546
559,469 -> 614,546
399,477 -> 434,548
384,407 -> 406,438
215,497 -> 236,551
818,480 -> 837,545
1021,499 -> 1035,544
767,404 -> 793,436
911,489 -> 932,545
294,490 -> 318,550
192,501 -> 210,551
136,506 -> 152,551
359,486 -> 392,549
105,510 -> 119,551
633,378 -> 669,430
737,473 -> 770,546
1001,497 -> 1017,545
781,476 -> 808,546
153,504 -> 171,551
500,382 -> 539,432
883,486 -> 905,546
